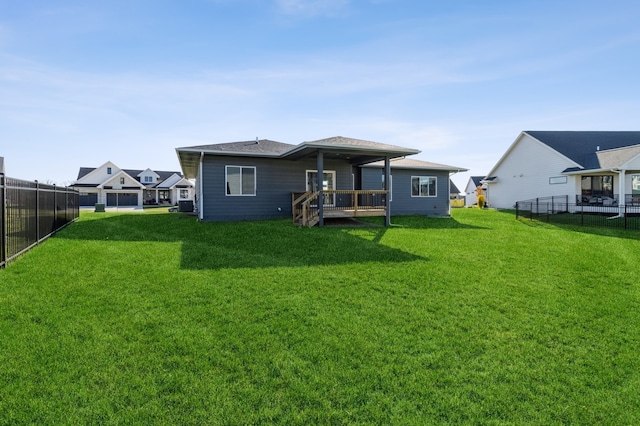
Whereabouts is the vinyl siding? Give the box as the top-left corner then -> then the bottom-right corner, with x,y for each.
361,168 -> 451,216
200,155 -> 353,221
488,134 -> 579,209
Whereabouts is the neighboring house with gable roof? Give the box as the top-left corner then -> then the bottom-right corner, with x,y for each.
176,136 -> 467,226
71,161 -> 194,208
483,131 -> 640,209
464,176 -> 486,207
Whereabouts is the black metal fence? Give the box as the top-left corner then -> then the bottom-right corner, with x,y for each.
1,157 -> 79,268
516,196 -> 640,231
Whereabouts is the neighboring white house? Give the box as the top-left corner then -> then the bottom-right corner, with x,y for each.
464,176 -> 485,207
71,161 -> 195,207
484,131 -> 640,209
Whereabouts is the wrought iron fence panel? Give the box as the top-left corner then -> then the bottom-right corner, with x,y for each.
516,197 -> 640,231
0,158 -> 79,268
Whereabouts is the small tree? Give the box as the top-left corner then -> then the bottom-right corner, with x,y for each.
476,185 -> 486,208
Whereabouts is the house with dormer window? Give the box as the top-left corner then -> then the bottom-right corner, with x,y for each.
71,161 -> 194,207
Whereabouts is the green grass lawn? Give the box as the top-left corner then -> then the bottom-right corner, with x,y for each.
1,208 -> 640,424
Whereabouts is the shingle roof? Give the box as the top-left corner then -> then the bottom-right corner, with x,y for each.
76,167 -> 183,186
470,176 -> 485,187
76,167 -> 95,180
183,139 -> 294,155
303,136 -> 415,153
526,131 -> 640,169
594,144 -> 640,169
363,157 -> 466,171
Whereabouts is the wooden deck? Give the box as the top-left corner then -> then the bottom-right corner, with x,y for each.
292,190 -> 387,226
323,208 -> 387,218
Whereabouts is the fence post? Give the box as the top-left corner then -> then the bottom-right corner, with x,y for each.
1,157 -> 5,268
36,180 -> 40,243
625,204 -> 628,230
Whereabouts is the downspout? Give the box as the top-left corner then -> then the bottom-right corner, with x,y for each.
198,151 -> 204,221
317,150 -> 324,227
384,156 -> 391,226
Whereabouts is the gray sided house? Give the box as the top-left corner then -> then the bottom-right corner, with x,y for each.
176,136 -> 467,226
361,158 -> 463,216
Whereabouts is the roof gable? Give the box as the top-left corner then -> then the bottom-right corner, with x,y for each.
594,144 -> 640,169
138,168 -> 161,178
98,170 -> 145,189
75,161 -> 120,184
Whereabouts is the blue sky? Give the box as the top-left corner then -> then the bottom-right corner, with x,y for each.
1,0 -> 639,190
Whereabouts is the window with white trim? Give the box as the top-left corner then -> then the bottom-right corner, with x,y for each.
226,166 -> 256,196
411,176 -> 437,197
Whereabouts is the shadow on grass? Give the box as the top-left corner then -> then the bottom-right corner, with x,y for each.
354,215 -> 490,230
508,210 -> 640,241
57,213 -> 442,270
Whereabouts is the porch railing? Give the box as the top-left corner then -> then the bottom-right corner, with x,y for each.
292,190 -> 387,226
575,194 -> 640,206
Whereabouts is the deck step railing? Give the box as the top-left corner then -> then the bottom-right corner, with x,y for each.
292,190 -> 387,226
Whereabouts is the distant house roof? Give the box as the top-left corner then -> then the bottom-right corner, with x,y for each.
450,180 -> 460,194
526,131 -> 640,170
469,176 -> 485,187
75,167 -> 185,188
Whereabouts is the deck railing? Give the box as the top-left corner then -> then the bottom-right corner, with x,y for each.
292,190 -> 387,226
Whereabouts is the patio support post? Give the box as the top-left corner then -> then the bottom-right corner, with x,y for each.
618,169 -> 626,211
317,150 -> 324,227
384,156 -> 391,226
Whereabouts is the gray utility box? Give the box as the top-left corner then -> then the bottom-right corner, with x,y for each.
178,200 -> 194,212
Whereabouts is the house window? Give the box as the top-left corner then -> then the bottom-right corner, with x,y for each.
107,167 -> 112,174
632,175 -> 640,194
120,177 -> 125,184
581,175 -> 613,198
180,189 -> 188,199
158,190 -> 170,203
411,176 -> 437,197
226,166 -> 256,196
144,176 -> 153,183
549,176 -> 567,185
